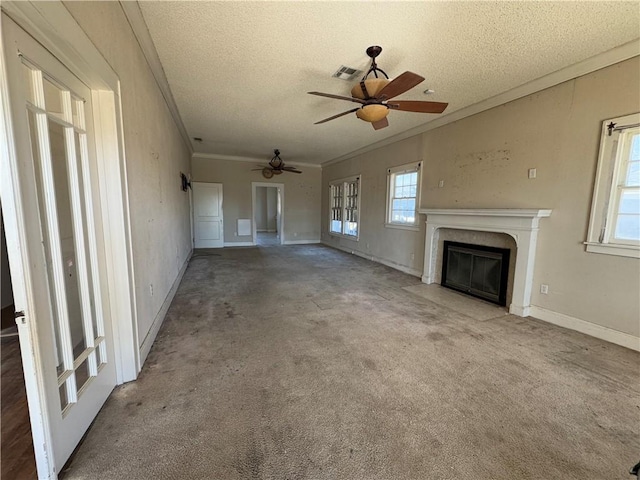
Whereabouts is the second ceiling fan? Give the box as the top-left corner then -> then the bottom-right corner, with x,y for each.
308,46 -> 448,130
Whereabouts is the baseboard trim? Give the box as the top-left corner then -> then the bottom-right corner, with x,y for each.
529,305 -> 640,352
223,241 -> 255,247
139,251 -> 192,365
324,242 -> 422,278
509,305 -> 531,317
284,239 -> 320,245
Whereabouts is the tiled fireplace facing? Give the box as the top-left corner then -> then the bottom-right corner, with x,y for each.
418,209 -> 552,317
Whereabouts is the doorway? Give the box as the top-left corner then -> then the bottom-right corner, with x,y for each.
1,208 -> 37,479
252,183 -> 284,246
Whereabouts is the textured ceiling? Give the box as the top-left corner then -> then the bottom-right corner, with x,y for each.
139,1 -> 639,165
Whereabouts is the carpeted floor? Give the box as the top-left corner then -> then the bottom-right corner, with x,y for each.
63,245 -> 639,479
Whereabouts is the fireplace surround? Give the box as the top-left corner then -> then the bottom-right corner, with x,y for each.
418,209 -> 552,316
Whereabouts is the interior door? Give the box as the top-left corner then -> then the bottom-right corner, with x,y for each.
1,15 -> 116,476
193,182 -> 224,248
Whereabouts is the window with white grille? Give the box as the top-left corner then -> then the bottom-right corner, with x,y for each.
387,162 -> 421,227
329,176 -> 360,238
586,113 -> 640,258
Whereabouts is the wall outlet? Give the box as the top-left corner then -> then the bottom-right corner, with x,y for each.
438,179 -> 445,188
411,252 -> 415,260
528,168 -> 537,179
294,232 -> 298,237
149,283 -> 154,296
540,284 -> 548,294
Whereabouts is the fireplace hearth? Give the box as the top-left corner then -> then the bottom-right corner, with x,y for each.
442,241 -> 510,306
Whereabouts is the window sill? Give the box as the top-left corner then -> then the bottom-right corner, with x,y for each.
329,232 -> 359,241
385,223 -> 420,232
584,242 -> 640,259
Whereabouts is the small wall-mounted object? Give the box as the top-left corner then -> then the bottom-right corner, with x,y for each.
237,219 -> 251,236
180,172 -> 191,191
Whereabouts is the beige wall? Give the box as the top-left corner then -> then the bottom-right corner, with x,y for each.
323,57 -> 640,338
192,157 -> 321,244
64,2 -> 193,348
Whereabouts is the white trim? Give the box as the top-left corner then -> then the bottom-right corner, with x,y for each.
584,242 -> 640,258
324,242 -> 422,278
323,41 -> 640,168
529,305 -> 640,352
585,112 -> 640,257
418,209 -> 552,317
328,175 -> 361,240
1,1 -> 118,91
284,239 -> 320,245
193,151 -> 321,168
92,89 -> 139,383
223,241 -> 255,247
252,182 -> 284,246
139,251 -> 191,365
384,223 -> 420,232
386,161 -> 421,228
119,1 -> 192,154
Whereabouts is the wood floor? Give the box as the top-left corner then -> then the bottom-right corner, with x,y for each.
1,334 -> 37,479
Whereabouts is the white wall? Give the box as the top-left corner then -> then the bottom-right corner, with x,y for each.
323,57 -> 640,340
64,2 -> 193,351
266,187 -> 277,232
192,157 -> 321,244
255,187 -> 268,231
255,187 -> 278,232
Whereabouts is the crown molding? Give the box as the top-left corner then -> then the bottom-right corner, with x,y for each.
192,152 -> 322,168
323,39 -> 640,168
119,1 -> 192,154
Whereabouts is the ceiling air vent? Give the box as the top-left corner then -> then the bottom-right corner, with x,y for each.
332,65 -> 362,80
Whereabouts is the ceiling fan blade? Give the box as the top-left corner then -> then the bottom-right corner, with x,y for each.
314,108 -> 360,124
386,100 -> 448,114
371,117 -> 389,130
376,71 -> 425,100
308,92 -> 365,105
282,166 -> 302,173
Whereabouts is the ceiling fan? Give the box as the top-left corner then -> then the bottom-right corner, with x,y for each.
308,46 -> 448,130
252,149 -> 302,179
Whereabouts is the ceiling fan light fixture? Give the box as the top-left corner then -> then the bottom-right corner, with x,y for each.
350,78 -> 390,100
356,104 -> 389,123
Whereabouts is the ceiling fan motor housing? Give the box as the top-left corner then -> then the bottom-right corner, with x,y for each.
356,104 -> 389,123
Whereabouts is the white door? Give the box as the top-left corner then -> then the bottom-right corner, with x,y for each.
193,182 -> 224,248
1,15 -> 117,477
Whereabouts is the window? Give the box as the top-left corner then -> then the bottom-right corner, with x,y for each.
329,176 -> 360,238
586,113 -> 640,258
386,161 -> 421,228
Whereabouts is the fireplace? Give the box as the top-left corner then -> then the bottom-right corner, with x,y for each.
442,241 -> 510,306
418,209 -> 552,316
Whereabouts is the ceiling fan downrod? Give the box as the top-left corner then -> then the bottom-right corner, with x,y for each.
363,46 -> 389,80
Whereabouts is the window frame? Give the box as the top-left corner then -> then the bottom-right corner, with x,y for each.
328,175 -> 361,240
585,112 -> 640,258
385,161 -> 422,231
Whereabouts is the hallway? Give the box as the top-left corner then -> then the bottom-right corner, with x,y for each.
62,245 -> 639,479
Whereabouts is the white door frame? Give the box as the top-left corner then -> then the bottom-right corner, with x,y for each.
1,2 -> 139,477
252,182 -> 284,245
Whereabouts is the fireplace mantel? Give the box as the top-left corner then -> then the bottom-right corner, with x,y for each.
418,208 -> 552,317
